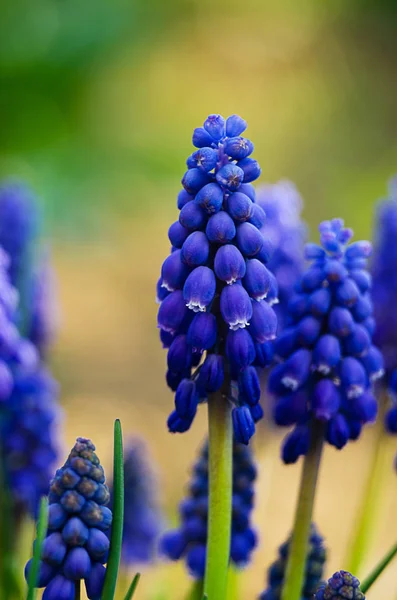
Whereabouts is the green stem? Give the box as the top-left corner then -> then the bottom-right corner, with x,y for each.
280,421 -> 324,600
185,580 -> 203,600
203,390 -> 233,600
345,391 -> 392,575
360,540 -> 397,593
74,582 -> 81,600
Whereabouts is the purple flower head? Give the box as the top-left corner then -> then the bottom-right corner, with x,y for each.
259,524 -> 326,600
157,115 -> 278,442
25,438 -> 112,600
108,439 -> 163,566
257,181 -> 307,332
160,439 -> 257,578
315,570 -> 365,599
269,219 -> 383,463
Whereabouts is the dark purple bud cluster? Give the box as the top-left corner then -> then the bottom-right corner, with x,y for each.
157,114 -> 278,443
160,440 -> 257,578
25,438 -> 112,600
256,181 -> 307,333
315,570 -> 365,599
259,524 -> 326,600
269,219 -> 384,463
108,439 -> 162,566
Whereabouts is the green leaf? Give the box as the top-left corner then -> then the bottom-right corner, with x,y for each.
123,573 -> 141,600
101,419 -> 124,600
26,497 -> 48,600
360,540 -> 397,594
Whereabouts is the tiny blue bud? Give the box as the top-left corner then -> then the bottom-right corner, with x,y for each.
167,335 -> 192,372
167,410 -> 194,433
84,562 -> 106,600
42,575 -> 74,600
206,211 -> 236,244
335,277 -> 360,306
350,269 -> 371,292
62,517 -> 89,546
237,157 -> 261,183
360,345 -> 384,381
160,530 -> 187,560
181,232 -> 210,267
42,532 -> 67,566
226,329 -> 256,373
177,189 -> 193,209
254,341 -> 274,367
63,547 -> 91,580
224,137 -> 254,160
239,183 -> 256,201
345,240 -> 372,260
196,354 -> 224,395
324,259 -> 348,282
238,367 -> 260,406
216,164 -> 244,191
179,201 -> 207,231
343,324 -> 371,357
187,147 -> 218,172
250,403 -> 264,423
326,414 -> 350,449
168,221 -> 190,248
236,222 -> 264,257
249,300 -> 277,343
282,425 -> 310,464
308,287 -> 331,317
220,284 -> 252,330
248,203 -> 266,229
345,392 -> 377,423
158,290 -> 190,334
192,127 -> 214,148
187,312 -> 217,351
227,192 -> 253,222
214,244 -> 246,284
339,357 -> 367,399
312,334 -> 341,373
328,307 -> 355,337
187,544 -> 206,578
194,183 -> 224,214
161,250 -> 191,291
351,295 -> 372,322
280,349 -> 311,391
296,315 -> 321,346
203,114 -> 225,141
273,390 -> 307,427
255,237 -> 274,264
48,503 -> 67,530
60,490 -> 85,514
301,266 -> 326,292
183,266 -> 216,312
232,406 -> 255,445
25,559 -> 56,588
225,114 -> 247,137
182,168 -> 211,195
312,379 -> 341,421
175,380 -> 199,420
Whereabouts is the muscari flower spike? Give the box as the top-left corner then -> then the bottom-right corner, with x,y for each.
268,219 -> 383,464
157,114 -> 278,444
25,438 -> 112,600
160,439 -> 257,578
256,180 -> 306,333
315,570 -> 365,599
108,438 -> 162,565
371,177 -> 397,456
259,523 -> 326,600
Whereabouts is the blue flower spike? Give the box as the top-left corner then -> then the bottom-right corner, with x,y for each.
315,570 -> 365,599
157,114 -> 278,444
269,219 -> 383,463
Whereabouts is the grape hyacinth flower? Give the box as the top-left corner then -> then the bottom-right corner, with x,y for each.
259,524 -> 326,600
157,114 -> 278,443
160,440 -> 257,578
256,181 -> 306,332
25,438 -> 112,600
269,219 -> 383,464
315,571 -> 365,599
108,438 -> 162,566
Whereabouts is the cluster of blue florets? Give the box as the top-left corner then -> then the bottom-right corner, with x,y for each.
371,177 -> 397,446
257,181 -> 306,333
259,524 -> 326,600
315,571 -> 365,599
157,114 -> 278,443
160,440 -> 257,578
268,219 -> 384,463
25,438 -> 112,600
108,439 -> 162,566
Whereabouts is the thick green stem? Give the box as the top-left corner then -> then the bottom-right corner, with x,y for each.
345,391 -> 392,575
280,421 -> 324,600
185,580 -> 203,600
203,390 -> 233,600
360,540 -> 397,594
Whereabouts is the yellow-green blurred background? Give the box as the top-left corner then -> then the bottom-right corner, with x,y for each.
2,1 -> 397,598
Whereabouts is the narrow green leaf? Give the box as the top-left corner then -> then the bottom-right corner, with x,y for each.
26,497 -> 48,600
360,540 -> 397,593
123,573 -> 141,600
101,419 -> 124,600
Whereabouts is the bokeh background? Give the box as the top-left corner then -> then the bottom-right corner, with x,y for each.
2,1 -> 397,597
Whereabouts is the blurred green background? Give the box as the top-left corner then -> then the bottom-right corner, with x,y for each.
2,1 -> 397,598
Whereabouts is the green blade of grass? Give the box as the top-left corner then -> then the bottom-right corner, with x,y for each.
101,419 -> 124,600
360,540 -> 397,594
26,496 -> 48,600
123,573 -> 141,600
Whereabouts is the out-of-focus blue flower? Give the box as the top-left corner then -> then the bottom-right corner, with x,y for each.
315,570 -> 365,599
2,368 -> 60,517
256,181 -> 307,332
25,438 -> 112,600
157,115 -> 278,443
160,440 -> 257,579
269,219 -> 383,463
108,439 -> 162,566
259,524 -> 326,600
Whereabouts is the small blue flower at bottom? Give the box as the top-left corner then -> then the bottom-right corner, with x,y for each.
25,438 -> 112,600
160,440 -> 257,578
315,570 -> 365,599
259,524 -> 326,599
